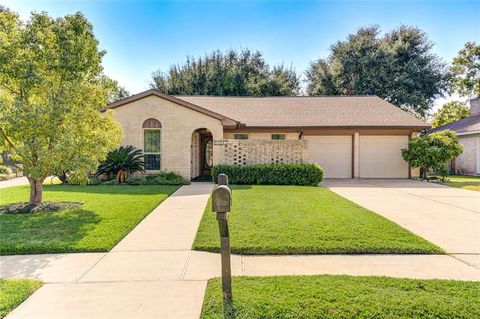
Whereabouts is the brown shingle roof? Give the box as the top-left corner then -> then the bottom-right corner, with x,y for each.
175,95 -> 428,128
428,114 -> 480,135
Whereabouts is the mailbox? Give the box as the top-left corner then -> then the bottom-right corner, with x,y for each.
212,185 -> 232,213
217,173 -> 229,186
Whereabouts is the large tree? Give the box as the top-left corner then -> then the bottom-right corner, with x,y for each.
151,49 -> 300,96
306,26 -> 449,116
450,42 -> 480,98
431,101 -> 470,128
0,9 -> 122,205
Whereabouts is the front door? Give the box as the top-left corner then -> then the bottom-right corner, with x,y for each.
200,135 -> 213,177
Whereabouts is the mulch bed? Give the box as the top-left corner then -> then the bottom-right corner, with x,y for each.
0,202 -> 83,214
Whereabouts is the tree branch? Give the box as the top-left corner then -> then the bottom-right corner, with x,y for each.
0,83 -> 20,95
0,126 -> 16,150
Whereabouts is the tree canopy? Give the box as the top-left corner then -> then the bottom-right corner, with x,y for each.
0,9 -> 122,205
431,101 -> 470,128
306,26 -> 449,116
449,42 -> 480,98
402,130 -> 463,179
151,49 -> 300,96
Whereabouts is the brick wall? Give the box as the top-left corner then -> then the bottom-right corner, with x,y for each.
216,139 -> 308,165
112,95 -> 224,179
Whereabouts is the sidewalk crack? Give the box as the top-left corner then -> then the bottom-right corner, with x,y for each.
74,253 -> 109,283
180,251 -> 192,280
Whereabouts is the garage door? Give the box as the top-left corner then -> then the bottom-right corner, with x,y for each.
359,136 -> 409,178
306,136 -> 352,178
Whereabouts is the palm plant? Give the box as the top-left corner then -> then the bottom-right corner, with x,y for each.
96,145 -> 145,183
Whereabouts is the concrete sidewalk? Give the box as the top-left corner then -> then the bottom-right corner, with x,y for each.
0,176 -> 29,189
2,181 -> 479,319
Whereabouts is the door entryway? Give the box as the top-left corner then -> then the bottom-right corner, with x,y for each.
191,128 -> 213,180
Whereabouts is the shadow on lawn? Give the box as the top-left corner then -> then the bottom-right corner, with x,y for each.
41,184 -> 178,195
0,209 -> 101,255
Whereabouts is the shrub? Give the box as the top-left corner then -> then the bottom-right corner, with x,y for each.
126,172 -> 190,186
0,165 -> 9,174
0,173 -> 13,181
402,130 -> 463,180
96,145 -> 145,183
211,163 -> 323,186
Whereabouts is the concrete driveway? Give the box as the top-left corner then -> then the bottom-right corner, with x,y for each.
325,179 -> 480,266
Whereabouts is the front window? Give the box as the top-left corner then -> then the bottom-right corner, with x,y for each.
234,133 -> 249,140
271,134 -> 286,140
144,129 -> 161,170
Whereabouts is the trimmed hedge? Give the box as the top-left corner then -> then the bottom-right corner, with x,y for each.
126,172 -> 190,185
211,163 -> 323,186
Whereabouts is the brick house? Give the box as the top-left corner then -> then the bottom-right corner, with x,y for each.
103,90 -> 429,180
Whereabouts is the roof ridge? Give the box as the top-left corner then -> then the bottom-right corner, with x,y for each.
174,95 -> 379,98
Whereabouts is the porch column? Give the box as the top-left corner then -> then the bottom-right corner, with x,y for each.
353,132 -> 360,178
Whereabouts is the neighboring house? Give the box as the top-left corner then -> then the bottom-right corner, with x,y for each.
103,90 -> 428,180
429,98 -> 480,175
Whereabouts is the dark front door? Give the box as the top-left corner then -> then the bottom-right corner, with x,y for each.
200,134 -> 213,177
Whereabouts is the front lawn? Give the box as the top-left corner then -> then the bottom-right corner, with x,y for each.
443,175 -> 480,192
193,185 -> 442,254
201,275 -> 480,319
0,279 -> 42,318
0,185 -> 178,255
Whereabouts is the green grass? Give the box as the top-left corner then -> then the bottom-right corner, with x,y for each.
0,279 -> 42,318
193,185 -> 442,254
201,275 -> 480,319
443,175 -> 480,192
0,184 -> 178,255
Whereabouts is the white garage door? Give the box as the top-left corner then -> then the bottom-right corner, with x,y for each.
306,136 -> 352,178
359,136 -> 409,178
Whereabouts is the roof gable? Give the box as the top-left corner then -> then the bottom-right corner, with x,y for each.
103,90 -> 238,127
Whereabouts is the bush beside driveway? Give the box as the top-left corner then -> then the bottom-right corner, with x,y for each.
0,185 -> 178,255
193,185 -> 442,255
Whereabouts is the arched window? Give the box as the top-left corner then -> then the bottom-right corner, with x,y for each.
142,119 -> 162,170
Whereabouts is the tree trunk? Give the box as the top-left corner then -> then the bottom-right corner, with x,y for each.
421,167 -> 428,180
28,178 -> 45,206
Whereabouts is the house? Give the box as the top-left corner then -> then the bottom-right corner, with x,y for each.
429,98 -> 480,175
104,90 -> 429,180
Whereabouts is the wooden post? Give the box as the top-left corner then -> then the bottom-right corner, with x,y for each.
217,212 -> 232,301
211,181 -> 233,309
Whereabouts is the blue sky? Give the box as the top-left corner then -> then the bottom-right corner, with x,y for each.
4,0 -> 480,107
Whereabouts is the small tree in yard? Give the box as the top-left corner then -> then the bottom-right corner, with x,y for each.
402,130 -> 463,180
0,10 -> 122,205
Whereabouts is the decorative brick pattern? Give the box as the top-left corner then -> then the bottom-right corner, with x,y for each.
216,139 -> 308,165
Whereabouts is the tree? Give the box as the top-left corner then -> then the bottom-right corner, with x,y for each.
401,130 -> 463,180
100,75 -> 130,103
431,101 -> 470,128
0,10 -> 122,205
306,26 -> 449,116
151,49 -> 300,96
450,42 -> 480,98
